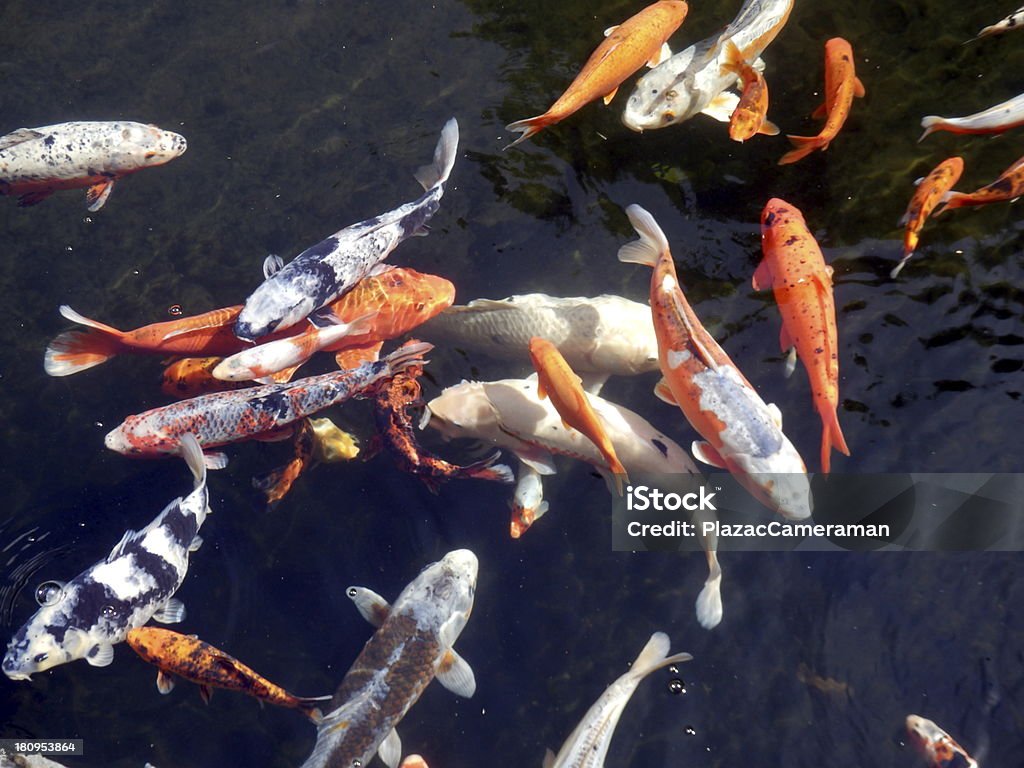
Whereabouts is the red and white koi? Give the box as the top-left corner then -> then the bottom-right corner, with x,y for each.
0,121 -> 186,210
920,92 -> 1024,140
906,714 -> 979,768
891,157 -> 964,278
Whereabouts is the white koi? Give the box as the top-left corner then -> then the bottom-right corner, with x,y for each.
920,92 -> 1024,140
968,6 -> 1024,41
509,461 -> 548,538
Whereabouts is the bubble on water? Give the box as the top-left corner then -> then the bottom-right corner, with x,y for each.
35,580 -> 66,606
347,587 -> 358,598
685,726 -> 697,736
101,605 -> 118,619
668,665 -> 679,674
83,216 -> 92,224
668,678 -> 686,695
65,246 -> 74,252
168,304 -> 183,316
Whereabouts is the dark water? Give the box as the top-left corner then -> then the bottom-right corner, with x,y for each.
1,0 -> 1022,766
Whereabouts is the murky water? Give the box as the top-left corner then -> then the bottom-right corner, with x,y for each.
0,1 -> 1021,766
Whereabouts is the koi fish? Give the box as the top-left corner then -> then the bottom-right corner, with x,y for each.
756,199 -> 849,473
253,417 -> 360,507
234,118 -> 459,342
934,152 -> 1024,215
968,6 -> 1024,41
368,360 -> 514,492
891,157 -> 965,279
509,461 -> 548,539
301,550 -> 477,768
104,340 -> 431,466
528,337 -> 628,494
400,758 -> 429,768
3,435 -> 208,679
504,0 -> 689,148
779,38 -> 865,165
125,626 -> 330,720
544,633 -> 691,768
0,121 -> 186,210
920,92 -> 1024,140
906,715 -> 979,768
721,40 -> 779,141
617,203 -> 810,518
160,357 -> 255,399
623,0 -> 792,132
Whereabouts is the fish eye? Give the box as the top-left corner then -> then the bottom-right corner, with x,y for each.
33,652 -> 48,663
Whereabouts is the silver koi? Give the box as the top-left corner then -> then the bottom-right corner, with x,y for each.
920,91 -> 1024,140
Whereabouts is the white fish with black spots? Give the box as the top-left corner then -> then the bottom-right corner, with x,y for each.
2,434 -> 209,680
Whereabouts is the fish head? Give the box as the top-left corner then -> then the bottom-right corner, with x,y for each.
106,123 -> 187,171
621,43 -> 704,132
424,383 -> 498,440
104,424 -> 141,455
401,550 -> 478,642
234,285 -> 314,343
3,585 -> 95,679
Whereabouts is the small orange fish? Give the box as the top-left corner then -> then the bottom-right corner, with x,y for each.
504,0 -> 689,148
721,41 -> 779,141
528,336 -> 628,494
891,157 -> 964,279
161,357 -> 256,399
756,198 -> 849,473
906,715 -> 979,768
253,417 -> 359,506
126,626 -> 330,720
779,37 -> 865,165
934,152 -> 1024,215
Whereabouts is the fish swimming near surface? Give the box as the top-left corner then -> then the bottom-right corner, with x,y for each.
504,0 -> 689,148
125,626 -> 331,720
934,152 -> 1024,215
967,7 -> 1024,42
778,37 -> 865,165
160,357 -> 256,399
253,417 -> 360,507
617,204 -> 810,518
301,550 -> 478,768
622,0 -> 793,132
234,118 -> 459,342
920,92 -> 1024,140
528,337 -> 628,494
0,121 -> 186,210
891,157 -> 965,279
756,198 -> 850,473
721,40 -> 779,141
3,434 -> 208,680
509,461 -> 548,538
104,340 -> 432,467
906,714 -> 979,768
543,632 -> 691,768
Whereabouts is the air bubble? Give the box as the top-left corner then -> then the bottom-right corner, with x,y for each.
668,678 -> 686,695
101,605 -> 118,619
685,726 -> 697,736
35,580 -> 66,606
168,304 -> 183,316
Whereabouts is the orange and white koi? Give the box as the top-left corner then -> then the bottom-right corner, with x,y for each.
722,41 -> 779,141
504,0 -> 689,148
935,152 -> 1024,215
161,357 -> 255,399
779,38 -> 865,165
920,92 -> 1024,140
906,715 -> 979,768
617,203 -> 810,518
756,199 -> 849,473
528,336 -> 628,494
968,6 -> 1024,42
891,157 -> 964,279
509,461 -> 548,539
126,626 -> 330,720
0,121 -> 186,210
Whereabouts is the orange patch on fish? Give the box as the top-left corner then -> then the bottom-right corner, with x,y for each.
891,157 -> 964,278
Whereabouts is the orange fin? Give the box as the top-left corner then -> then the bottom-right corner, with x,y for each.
778,135 -> 822,165
85,179 -> 115,212
504,114 -> 552,150
752,258 -> 774,291
810,101 -> 828,120
779,324 -> 793,354
853,77 -> 866,98
602,85 -> 619,106
820,407 -> 851,475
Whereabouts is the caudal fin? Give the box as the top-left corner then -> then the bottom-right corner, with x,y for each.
461,450 -> 515,484
414,117 -> 460,191
778,135 -> 823,165
44,305 -> 126,376
618,204 -> 670,267
627,632 -> 693,682
918,116 -> 945,142
819,407 -> 850,474
503,113 -> 553,150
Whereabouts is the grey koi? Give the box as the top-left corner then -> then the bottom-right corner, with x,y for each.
235,118 -> 459,342
3,434 -> 208,680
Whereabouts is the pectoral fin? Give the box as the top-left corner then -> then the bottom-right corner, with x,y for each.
435,648 -> 477,698
654,377 -> 678,405
514,445 -> 558,476
811,101 -> 828,120
752,258 -> 774,291
691,440 -> 727,469
853,77 -> 866,98
602,86 -> 619,106
86,642 -> 115,667
758,119 -> 781,136
85,179 -> 115,212
156,669 -> 176,694
378,728 -> 402,768
701,92 -> 740,123
647,42 -> 672,68
347,586 -> 391,627
152,597 -> 186,624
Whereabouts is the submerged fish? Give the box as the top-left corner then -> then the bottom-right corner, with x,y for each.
253,417 -> 360,507
968,6 -> 1024,41
160,356 -> 256,399
301,550 -> 478,768
934,152 -> 1024,215
126,626 -> 330,720
3,435 -> 208,679
0,121 -> 186,210
504,0 -> 689,147
509,461 -> 548,538
234,118 -> 459,342
891,157 -> 964,278
544,632 -> 691,768
906,714 -> 979,768
920,92 -> 1024,140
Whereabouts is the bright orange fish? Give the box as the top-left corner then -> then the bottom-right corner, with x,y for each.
504,0 -> 689,148
934,152 -> 1024,215
778,37 -> 865,165
528,336 -> 628,494
722,41 -> 779,141
161,357 -> 256,399
126,626 -> 330,720
756,198 -> 849,473
891,157 -> 964,279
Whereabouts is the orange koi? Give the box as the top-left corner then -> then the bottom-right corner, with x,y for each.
934,152 -> 1024,215
778,37 -> 865,165
722,41 -> 779,141
528,336 -> 628,494
160,357 -> 255,399
253,417 -> 359,506
891,157 -> 964,278
126,626 -> 329,720
504,0 -> 689,148
335,341 -> 384,370
906,715 -> 979,768
756,198 -> 849,473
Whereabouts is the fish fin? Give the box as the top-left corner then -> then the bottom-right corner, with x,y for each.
414,117 -> 459,190
44,329 -> 122,376
263,254 -> 284,278
178,433 -> 208,487
267,364 -> 302,383
628,632 -> 693,680
778,323 -> 793,355
602,85 -> 619,106
335,341 -> 384,370
654,377 -> 677,405
514,445 -> 558,476
767,402 -> 784,428
918,116 -> 943,142
853,77 -> 866,98
188,534 -> 203,553
56,304 -> 125,337
820,407 -> 850,474
758,119 -> 780,136
543,749 -> 556,768
0,127 -> 45,150
346,586 -> 391,627
86,642 -> 115,667
152,597 -> 187,624
890,255 -> 912,280
85,179 -> 115,212
619,203 -> 670,267
810,101 -> 828,120
691,440 -> 727,469
603,24 -> 619,36
783,347 -> 798,378
17,189 -> 53,207
751,258 -> 774,291
778,135 -> 822,165
307,306 -> 337,329
378,728 -> 402,768
435,648 -> 477,698
897,210 -> 910,227
701,91 -> 740,123
504,114 -> 551,150
156,669 -> 176,694
580,372 -> 609,395
647,42 -> 672,68
203,451 -> 229,470
720,39 -> 744,76
198,684 -> 213,705
461,451 -> 516,484
107,528 -> 137,562
696,548 -> 723,629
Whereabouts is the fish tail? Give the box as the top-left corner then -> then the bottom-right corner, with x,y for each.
628,632 -> 693,682
43,305 -> 126,376
606,455 -> 629,496
933,192 -> 967,216
695,547 -> 723,629
178,433 -> 208,490
618,204 -> 670,267
778,135 -> 822,165
414,117 -> 460,191
819,407 -> 850,475
252,460 -> 302,506
503,114 -> 553,150
381,340 -> 434,375
461,451 -> 515,484
918,116 -> 944,142
295,695 -> 333,724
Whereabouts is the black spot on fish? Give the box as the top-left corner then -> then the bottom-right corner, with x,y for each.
43,135 -> 55,147
295,235 -> 340,263
249,391 -> 293,420
651,438 -> 669,457
784,235 -> 800,246
988,177 -> 1014,194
